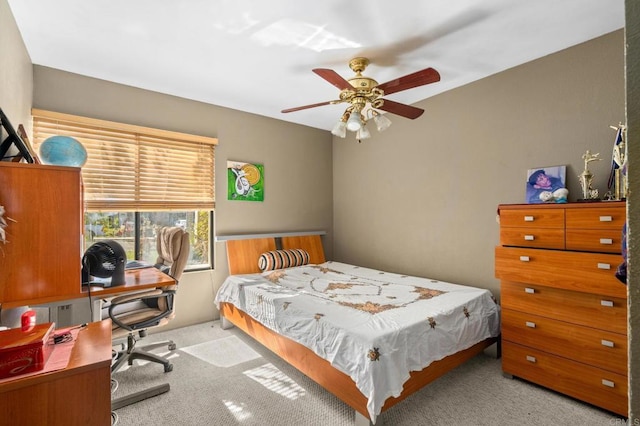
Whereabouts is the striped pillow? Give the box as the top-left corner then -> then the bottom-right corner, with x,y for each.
258,249 -> 310,271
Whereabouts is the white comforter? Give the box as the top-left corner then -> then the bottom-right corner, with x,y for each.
215,261 -> 500,423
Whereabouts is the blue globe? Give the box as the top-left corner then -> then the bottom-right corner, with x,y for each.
39,135 -> 87,167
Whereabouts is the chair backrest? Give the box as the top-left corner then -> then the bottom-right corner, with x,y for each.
155,226 -> 190,281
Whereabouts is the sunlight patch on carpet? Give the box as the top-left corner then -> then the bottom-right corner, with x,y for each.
223,399 -> 254,422
180,335 -> 262,368
244,363 -> 306,400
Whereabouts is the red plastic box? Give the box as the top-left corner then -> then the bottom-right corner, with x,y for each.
0,322 -> 55,379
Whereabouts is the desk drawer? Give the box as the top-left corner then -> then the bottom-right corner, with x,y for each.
500,281 -> 627,334
566,229 -> 622,253
501,309 -> 626,375
500,228 -> 564,249
566,206 -> 626,230
502,342 -> 627,416
499,209 -> 564,229
495,246 -> 625,298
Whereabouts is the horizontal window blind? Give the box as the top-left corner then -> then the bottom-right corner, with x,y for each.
31,109 -> 217,212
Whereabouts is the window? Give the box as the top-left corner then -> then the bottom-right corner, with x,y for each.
32,109 -> 217,271
83,211 -> 212,269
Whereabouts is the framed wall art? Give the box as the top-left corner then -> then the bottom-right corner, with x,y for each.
526,165 -> 567,204
227,160 -> 264,202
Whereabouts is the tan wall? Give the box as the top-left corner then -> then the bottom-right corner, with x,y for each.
0,0 -> 33,131
333,30 -> 625,299
32,66 -> 334,330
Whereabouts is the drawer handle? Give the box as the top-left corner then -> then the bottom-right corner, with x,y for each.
600,238 -> 613,245
525,287 -> 536,294
524,216 -> 534,222
519,256 -> 530,262
526,355 -> 536,363
602,379 -> 615,388
597,263 -> 611,270
599,216 -> 613,222
525,321 -> 536,328
601,340 -> 615,348
601,300 -> 614,307
524,235 -> 535,241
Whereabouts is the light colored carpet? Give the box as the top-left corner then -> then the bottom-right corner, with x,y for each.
111,321 -> 624,426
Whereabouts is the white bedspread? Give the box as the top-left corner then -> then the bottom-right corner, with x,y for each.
215,261 -> 500,423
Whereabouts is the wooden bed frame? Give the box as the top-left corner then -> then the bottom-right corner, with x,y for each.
219,234 -> 497,425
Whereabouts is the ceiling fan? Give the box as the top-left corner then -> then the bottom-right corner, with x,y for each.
282,57 -> 440,140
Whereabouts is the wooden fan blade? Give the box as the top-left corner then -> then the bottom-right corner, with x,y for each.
312,68 -> 353,91
377,99 -> 424,119
377,68 -> 440,96
281,100 -> 335,113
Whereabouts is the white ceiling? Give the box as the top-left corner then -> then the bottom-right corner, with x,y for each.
8,0 -> 625,131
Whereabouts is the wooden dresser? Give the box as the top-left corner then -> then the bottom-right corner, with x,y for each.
495,202 -> 627,416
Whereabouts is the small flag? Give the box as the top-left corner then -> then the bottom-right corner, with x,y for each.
607,125 -> 624,189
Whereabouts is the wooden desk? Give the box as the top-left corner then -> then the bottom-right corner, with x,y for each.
85,267 -> 176,297
0,320 -> 112,425
83,267 -> 176,322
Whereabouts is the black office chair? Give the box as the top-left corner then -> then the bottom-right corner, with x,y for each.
107,227 -> 189,409
108,226 -> 189,373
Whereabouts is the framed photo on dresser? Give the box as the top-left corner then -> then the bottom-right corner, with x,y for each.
525,165 -> 566,204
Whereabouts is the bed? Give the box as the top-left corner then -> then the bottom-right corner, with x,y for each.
215,234 -> 500,425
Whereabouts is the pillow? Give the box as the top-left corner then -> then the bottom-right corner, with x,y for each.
258,249 -> 310,271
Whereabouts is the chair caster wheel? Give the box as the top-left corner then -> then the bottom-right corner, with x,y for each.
164,363 -> 173,373
168,343 -> 177,350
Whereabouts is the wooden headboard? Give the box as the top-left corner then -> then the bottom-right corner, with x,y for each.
226,234 -> 326,275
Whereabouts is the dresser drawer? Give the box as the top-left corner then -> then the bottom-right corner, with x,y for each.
502,342 -> 627,416
566,229 -> 622,253
501,309 -> 627,375
500,228 -> 564,249
495,246 -> 626,298
499,208 -> 564,229
500,281 -> 627,334
565,205 -> 626,230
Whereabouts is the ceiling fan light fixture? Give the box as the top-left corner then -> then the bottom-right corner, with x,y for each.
356,126 -> 371,140
331,119 -> 347,138
282,57 -> 439,140
373,111 -> 392,132
346,112 -> 362,132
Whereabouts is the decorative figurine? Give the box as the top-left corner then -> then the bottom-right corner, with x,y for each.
579,150 -> 601,201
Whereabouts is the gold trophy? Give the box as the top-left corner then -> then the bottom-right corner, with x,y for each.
579,150 -> 601,201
